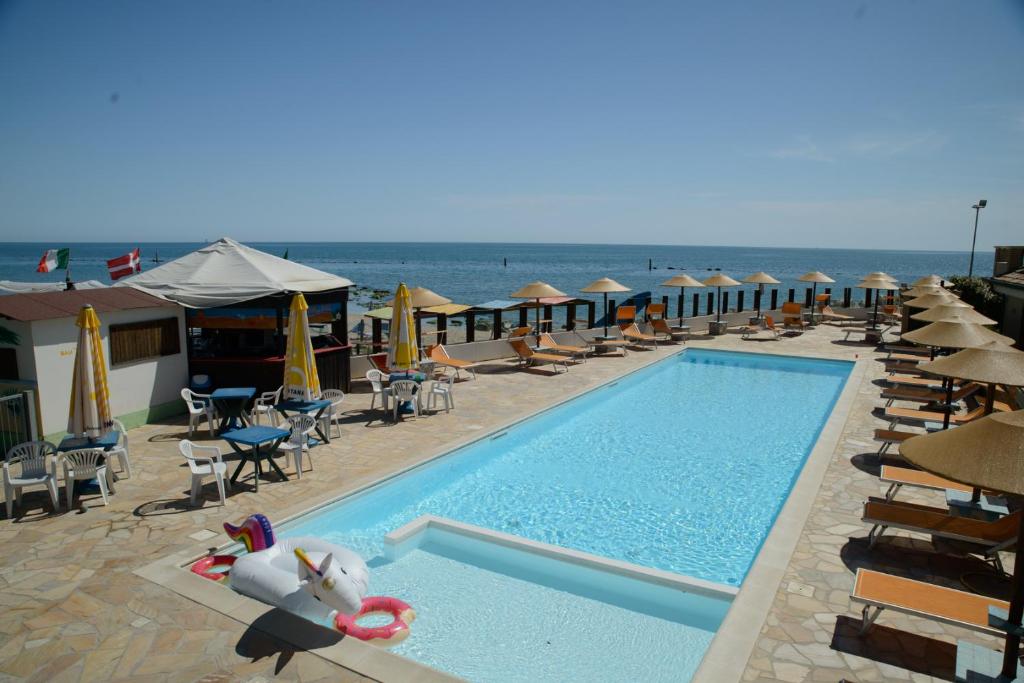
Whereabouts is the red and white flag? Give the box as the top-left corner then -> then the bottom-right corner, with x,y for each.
106,248 -> 142,281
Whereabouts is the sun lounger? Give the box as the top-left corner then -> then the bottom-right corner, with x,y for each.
742,317 -> 780,340
863,497 -> 1019,568
884,404 -> 985,426
780,302 -> 807,332
538,333 -> 590,361
820,305 -> 856,325
649,318 -> 687,342
885,374 -> 949,389
881,382 -> 981,406
509,339 -> 569,373
873,428 -> 919,455
619,322 -> 658,349
850,568 -> 1009,636
427,344 -> 485,380
884,352 -> 927,364
509,326 -> 533,339
879,464 -> 973,501
883,344 -> 929,357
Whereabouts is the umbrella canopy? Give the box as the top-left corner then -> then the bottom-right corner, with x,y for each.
910,304 -> 997,325
798,271 -> 836,284
68,305 -> 112,438
702,274 -> 740,324
903,292 -> 960,309
512,281 -> 566,299
742,271 -> 780,285
283,293 -> 322,401
580,277 -> 630,294
917,341 -> 1024,387
387,283 -> 419,371
387,286 -> 451,309
856,277 -> 898,291
661,274 -> 705,288
900,410 -> 1024,678
903,284 -> 950,299
902,319 -> 1014,348
911,274 -> 944,287
865,271 -> 897,282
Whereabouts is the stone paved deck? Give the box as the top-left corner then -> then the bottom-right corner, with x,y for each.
0,325 -> 1010,682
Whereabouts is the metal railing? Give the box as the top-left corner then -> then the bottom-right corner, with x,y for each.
0,387 -> 37,456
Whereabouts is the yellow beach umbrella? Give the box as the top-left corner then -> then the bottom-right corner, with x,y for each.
68,305 -> 112,439
283,293 -> 321,401
387,283 -> 419,371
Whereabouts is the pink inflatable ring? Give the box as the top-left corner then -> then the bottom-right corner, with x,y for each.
190,555 -> 237,581
334,596 -> 416,646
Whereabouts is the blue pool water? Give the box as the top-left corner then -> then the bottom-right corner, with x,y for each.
277,349 -> 851,680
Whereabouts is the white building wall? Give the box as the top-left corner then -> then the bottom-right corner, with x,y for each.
20,307 -> 188,436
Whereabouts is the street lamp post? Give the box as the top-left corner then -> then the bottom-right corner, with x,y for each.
968,199 -> 988,278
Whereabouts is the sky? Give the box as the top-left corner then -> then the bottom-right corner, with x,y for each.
0,0 -> 1022,250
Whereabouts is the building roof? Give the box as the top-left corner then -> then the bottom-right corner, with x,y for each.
116,237 -> 353,308
0,287 -> 175,322
991,268 -> 1024,291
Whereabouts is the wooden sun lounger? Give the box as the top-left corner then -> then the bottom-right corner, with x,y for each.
884,361 -> 926,375
881,383 -> 981,405
509,339 -> 569,373
650,318 -> 687,341
873,428 -> 919,455
884,352 -> 926,363
538,333 -> 589,361
885,374 -> 949,389
820,306 -> 857,325
427,344 -> 485,380
863,498 -> 1019,568
883,344 -> 930,357
850,568 -> 1009,636
884,404 -> 985,426
619,323 -> 658,349
879,464 -> 973,501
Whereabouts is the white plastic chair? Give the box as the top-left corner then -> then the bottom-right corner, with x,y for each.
366,370 -> 390,414
181,388 -> 217,437
106,419 -> 133,481
4,441 -> 60,517
179,440 -> 230,506
426,372 -> 455,413
319,389 -> 345,438
389,380 -> 421,421
61,449 -> 109,508
252,385 -> 283,426
280,414 -> 317,479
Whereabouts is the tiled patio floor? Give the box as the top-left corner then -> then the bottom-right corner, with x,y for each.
0,325 -> 1013,682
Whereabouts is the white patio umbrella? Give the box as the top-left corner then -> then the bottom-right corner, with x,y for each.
68,305 -> 113,439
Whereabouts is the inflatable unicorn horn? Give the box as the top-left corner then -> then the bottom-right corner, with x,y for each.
294,547 -> 364,615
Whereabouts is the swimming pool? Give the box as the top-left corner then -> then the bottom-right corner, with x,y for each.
274,349 -> 852,680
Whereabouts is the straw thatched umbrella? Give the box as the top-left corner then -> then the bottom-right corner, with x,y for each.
918,341 -> 1024,424
911,274 -> 944,287
798,271 -> 835,324
902,320 -> 1013,349
866,271 -> 897,283
900,410 -> 1024,680
68,305 -> 112,439
661,274 -> 704,322
512,281 -> 566,335
741,272 -> 780,319
387,283 -> 418,371
902,284 -> 950,299
911,304 -> 997,326
903,291 -> 960,310
582,277 -> 631,337
701,273 -> 741,326
855,276 -> 899,330
387,286 -> 452,350
283,293 -> 322,401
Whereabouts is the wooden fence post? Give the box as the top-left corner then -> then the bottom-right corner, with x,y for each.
492,308 -> 503,340
465,312 -> 475,343
771,289 -> 779,311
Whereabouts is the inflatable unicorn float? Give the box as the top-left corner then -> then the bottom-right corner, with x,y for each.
191,514 -> 415,646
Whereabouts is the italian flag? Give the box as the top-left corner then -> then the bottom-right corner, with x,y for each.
37,248 -> 70,273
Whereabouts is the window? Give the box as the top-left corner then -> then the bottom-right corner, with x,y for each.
109,317 -> 181,366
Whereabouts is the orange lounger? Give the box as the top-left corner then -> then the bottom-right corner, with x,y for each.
850,569 -> 1008,636
509,339 -> 569,373
873,428 -> 918,455
650,318 -> 687,341
538,333 -> 589,361
881,382 -> 981,405
619,322 -> 658,348
427,344 -> 484,380
879,464 -> 973,501
884,404 -> 986,426
885,374 -> 949,389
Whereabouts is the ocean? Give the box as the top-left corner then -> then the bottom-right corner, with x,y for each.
0,242 -> 990,314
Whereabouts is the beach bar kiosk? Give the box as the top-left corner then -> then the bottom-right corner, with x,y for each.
118,238 -> 355,392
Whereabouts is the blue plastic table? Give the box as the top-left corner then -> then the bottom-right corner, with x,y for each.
275,399 -> 332,443
222,425 -> 290,492
211,387 -> 256,434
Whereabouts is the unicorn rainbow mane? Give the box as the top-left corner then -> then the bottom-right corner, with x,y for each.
224,513 -> 276,552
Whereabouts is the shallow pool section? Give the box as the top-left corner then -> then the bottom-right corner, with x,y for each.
372,516 -> 731,682
272,349 -> 851,680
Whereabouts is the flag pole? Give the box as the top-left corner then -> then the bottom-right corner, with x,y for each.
64,251 -> 75,290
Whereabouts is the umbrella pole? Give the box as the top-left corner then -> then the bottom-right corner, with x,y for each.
1000,514 -> 1024,679
679,287 -> 685,323
810,283 -> 817,324
716,286 -> 722,324
603,292 -> 609,337
942,380 -> 953,430
872,294 -> 880,331
985,383 -> 996,415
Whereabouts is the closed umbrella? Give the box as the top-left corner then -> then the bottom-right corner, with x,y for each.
741,272 -> 780,319
387,283 -> 419,371
911,304 -> 997,326
798,271 -> 836,324
581,278 -> 631,337
900,410 -> 1024,680
701,274 -> 741,325
283,293 -> 322,401
661,274 -> 704,323
511,281 -> 566,336
854,276 -> 897,330
68,305 -> 112,438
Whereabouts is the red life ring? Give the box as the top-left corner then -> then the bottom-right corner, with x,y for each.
334,596 -> 416,646
190,555 -> 237,581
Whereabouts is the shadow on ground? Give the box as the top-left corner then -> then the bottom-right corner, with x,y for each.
831,615 -> 956,680
236,608 -> 344,675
